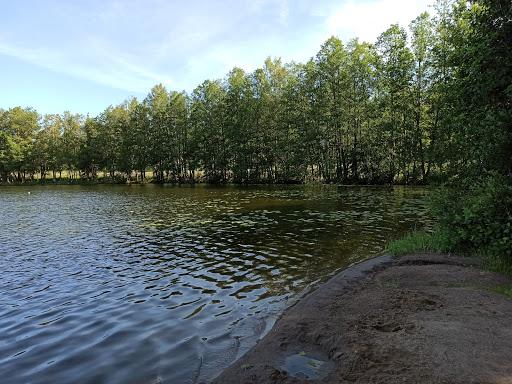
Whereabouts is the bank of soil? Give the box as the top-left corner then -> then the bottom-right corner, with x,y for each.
212,253 -> 512,384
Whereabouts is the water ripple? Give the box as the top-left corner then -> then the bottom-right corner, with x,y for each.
0,185 -> 431,383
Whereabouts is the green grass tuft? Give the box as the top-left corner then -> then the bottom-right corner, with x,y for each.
481,252 -> 512,276
388,230 -> 512,276
490,285 -> 512,299
387,230 -> 451,256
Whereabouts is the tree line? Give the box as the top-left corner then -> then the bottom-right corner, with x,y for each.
0,0 -> 508,186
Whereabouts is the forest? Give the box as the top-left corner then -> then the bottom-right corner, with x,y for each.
3,0 -> 509,186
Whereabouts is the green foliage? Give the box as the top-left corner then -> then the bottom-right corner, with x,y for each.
388,0 -> 512,272
427,0 -> 511,269
0,106 -> 39,181
190,80 -> 227,183
390,176 -> 512,269
431,176 -> 512,261
387,230 -> 451,256
490,285 -> 512,300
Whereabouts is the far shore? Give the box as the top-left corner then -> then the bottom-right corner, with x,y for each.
213,253 -> 512,383
0,178 -> 429,187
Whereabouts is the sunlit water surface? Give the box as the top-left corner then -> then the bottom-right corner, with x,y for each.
0,185 -> 431,383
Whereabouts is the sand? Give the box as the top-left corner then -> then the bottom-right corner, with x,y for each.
212,253 -> 512,384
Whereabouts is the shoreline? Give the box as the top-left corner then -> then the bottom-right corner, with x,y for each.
0,180 -> 430,188
212,253 -> 512,383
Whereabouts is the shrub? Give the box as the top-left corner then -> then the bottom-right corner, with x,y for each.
430,175 -> 512,265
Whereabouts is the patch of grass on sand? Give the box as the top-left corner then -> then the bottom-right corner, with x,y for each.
483,253 -> 512,276
388,231 -> 512,277
490,285 -> 512,299
387,230 -> 450,256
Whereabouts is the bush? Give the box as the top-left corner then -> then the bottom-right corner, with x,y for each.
430,175 -> 512,266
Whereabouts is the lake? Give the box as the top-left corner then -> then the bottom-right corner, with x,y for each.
0,185 -> 430,383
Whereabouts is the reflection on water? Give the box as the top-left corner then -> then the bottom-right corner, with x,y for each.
0,185 -> 430,383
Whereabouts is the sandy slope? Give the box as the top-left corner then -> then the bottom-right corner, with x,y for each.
212,253 -> 512,384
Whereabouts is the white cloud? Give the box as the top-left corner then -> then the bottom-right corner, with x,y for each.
325,0 -> 434,43
0,41 -> 173,93
0,0 -> 436,101
278,0 -> 290,26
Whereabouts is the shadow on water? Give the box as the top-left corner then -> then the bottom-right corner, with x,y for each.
0,184 -> 431,383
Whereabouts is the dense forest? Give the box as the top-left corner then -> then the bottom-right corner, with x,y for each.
3,0 -> 508,186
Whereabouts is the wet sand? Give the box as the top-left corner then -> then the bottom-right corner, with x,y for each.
212,253 -> 512,383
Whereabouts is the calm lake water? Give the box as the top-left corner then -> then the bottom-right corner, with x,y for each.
0,185 -> 430,383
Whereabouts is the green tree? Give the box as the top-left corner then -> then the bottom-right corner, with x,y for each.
61,112 -> 84,179
79,116 -> 103,179
129,101 -> 150,181
375,25 -> 414,182
190,80 -> 227,183
224,67 -> 254,183
166,91 -> 189,182
0,107 -> 39,182
145,84 -> 170,182
409,12 -> 434,181
345,39 -> 378,182
315,37 -> 351,182
36,114 -> 63,180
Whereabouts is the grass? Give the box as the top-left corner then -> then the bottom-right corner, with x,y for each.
490,285 -> 512,299
481,253 -> 512,276
387,230 -> 512,277
386,230 -> 451,256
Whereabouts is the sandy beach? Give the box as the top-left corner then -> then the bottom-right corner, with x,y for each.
213,253 -> 512,384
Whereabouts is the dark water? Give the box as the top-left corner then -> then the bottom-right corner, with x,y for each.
0,185 -> 430,383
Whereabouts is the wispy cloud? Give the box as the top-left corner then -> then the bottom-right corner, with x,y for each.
278,0 -> 290,26
325,0 -> 435,43
0,0 -> 436,114
0,40 -> 173,93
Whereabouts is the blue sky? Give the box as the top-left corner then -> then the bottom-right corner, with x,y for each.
0,0 -> 433,116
